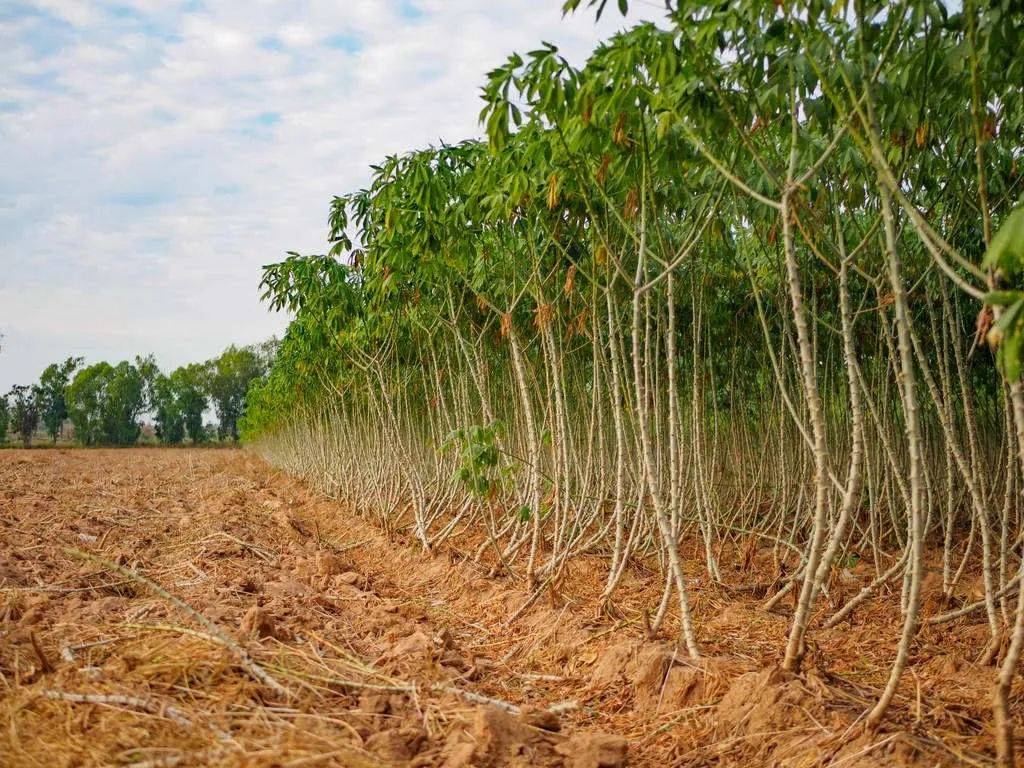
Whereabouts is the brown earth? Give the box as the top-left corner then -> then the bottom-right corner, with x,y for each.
0,448 -> 1018,767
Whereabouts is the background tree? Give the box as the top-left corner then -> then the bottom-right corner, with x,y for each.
150,372 -> 185,444
67,363 -> 110,446
101,361 -> 145,445
7,385 -> 41,447
37,356 -> 83,442
170,364 -> 209,443
0,393 -> 9,444
67,361 -> 146,446
206,346 -> 265,442
134,354 -> 160,409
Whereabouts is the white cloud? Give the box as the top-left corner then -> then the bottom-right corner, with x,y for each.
0,0 -> 662,390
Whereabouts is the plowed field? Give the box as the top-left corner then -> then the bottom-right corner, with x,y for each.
0,449 -> 1011,767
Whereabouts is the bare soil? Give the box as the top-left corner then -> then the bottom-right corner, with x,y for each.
0,449 -> 1018,766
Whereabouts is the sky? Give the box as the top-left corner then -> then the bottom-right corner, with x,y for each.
0,0 -> 662,392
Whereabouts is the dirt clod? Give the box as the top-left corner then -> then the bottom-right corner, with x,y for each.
239,605 -> 287,640
555,733 -> 628,768
365,726 -> 425,761
315,552 -> 344,576
588,642 -> 635,688
521,704 -> 562,732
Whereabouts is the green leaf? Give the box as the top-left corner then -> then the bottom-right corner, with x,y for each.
983,206 -> 1024,273
984,290 -> 1024,307
994,298 -> 1024,380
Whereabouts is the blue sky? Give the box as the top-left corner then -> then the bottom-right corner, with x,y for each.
0,1 -> 658,390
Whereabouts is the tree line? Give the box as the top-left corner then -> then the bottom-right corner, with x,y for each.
0,342 -> 273,447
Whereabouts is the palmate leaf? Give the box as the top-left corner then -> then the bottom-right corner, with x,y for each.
562,0 -> 627,20
987,294 -> 1024,382
994,298 -> 1024,381
983,207 -> 1024,380
983,206 -> 1024,275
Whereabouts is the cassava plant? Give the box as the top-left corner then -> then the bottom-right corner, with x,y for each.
244,0 -> 1024,754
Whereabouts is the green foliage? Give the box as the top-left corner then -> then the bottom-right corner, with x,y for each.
234,4 -> 1024,729
984,207 -> 1024,275
561,0 -> 627,22
148,361 -> 214,444
101,362 -> 146,445
66,361 -> 146,446
172,364 -> 210,443
13,342 -> 271,447
237,0 -> 1022,459
37,357 -> 83,441
66,363 -> 108,446
983,206 -> 1024,378
6,385 -> 40,447
206,345 -> 266,442
134,354 -> 161,410
150,372 -> 186,444
0,394 -> 8,444
442,422 -> 508,498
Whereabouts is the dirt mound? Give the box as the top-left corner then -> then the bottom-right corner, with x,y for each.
440,706 -> 626,768
365,725 -> 427,762
556,733 -> 628,768
443,706 -> 548,767
631,645 -> 703,713
716,667 -> 829,732
589,641 -> 636,688
238,605 -> 289,640
588,640 -> 733,714
706,666 -> 848,764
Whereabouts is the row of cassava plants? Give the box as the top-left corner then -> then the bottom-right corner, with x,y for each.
243,2 -> 1024,759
